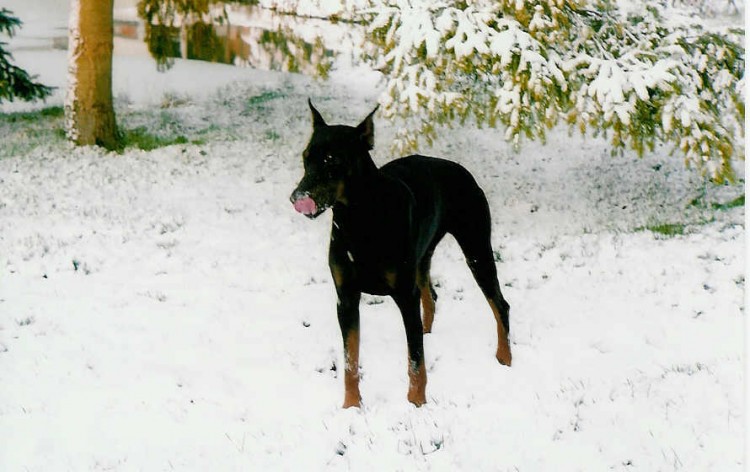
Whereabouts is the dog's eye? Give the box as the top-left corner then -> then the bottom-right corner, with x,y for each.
322,154 -> 342,176
324,154 -> 341,170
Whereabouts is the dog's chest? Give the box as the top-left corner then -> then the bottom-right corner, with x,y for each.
331,208 -> 411,268
333,222 -> 401,262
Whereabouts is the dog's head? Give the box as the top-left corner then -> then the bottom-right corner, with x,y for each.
290,100 -> 378,219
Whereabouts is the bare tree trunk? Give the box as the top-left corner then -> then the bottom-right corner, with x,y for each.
65,0 -> 118,149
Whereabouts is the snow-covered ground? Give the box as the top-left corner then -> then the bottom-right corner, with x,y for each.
0,4 -> 746,471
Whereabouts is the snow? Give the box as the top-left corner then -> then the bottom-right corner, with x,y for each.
0,3 -> 746,472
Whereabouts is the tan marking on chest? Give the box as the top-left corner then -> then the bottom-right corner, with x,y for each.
384,270 -> 398,290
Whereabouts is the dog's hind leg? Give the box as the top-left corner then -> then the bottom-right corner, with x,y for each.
416,232 -> 445,334
461,240 -> 512,366
449,201 -> 512,366
416,251 -> 438,334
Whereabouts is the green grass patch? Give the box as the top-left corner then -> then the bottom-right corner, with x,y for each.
711,194 -> 744,210
247,90 -> 284,107
634,192 -> 742,237
690,191 -> 745,211
0,106 -> 66,157
0,106 -> 64,122
264,129 -> 281,141
638,223 -> 687,237
242,91 -> 285,116
118,126 -> 200,151
2,106 -> 220,156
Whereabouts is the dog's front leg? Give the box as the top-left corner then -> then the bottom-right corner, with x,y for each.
329,226 -> 363,408
336,288 -> 361,408
393,288 -> 427,407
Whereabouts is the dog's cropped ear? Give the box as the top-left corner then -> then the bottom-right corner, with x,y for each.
356,105 -> 379,150
308,99 -> 327,129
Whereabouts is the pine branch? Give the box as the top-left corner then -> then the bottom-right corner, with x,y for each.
0,8 -> 22,38
0,10 -> 54,103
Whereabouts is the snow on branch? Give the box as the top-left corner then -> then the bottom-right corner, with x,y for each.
267,0 -> 745,182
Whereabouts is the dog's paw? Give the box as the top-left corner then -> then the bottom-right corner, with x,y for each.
342,394 -> 362,409
495,346 -> 512,366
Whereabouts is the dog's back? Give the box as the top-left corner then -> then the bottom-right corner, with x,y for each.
381,155 -> 493,262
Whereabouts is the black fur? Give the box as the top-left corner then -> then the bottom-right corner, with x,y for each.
290,101 -> 512,407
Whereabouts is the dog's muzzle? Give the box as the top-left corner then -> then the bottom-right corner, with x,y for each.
290,190 -> 325,219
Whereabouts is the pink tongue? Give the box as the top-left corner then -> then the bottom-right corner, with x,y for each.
293,196 -> 317,215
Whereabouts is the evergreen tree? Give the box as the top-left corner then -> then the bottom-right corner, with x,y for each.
0,8 -> 53,103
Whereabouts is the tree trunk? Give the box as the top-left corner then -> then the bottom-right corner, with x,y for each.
65,0 -> 118,150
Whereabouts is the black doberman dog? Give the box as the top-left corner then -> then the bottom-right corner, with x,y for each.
290,101 -> 511,407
